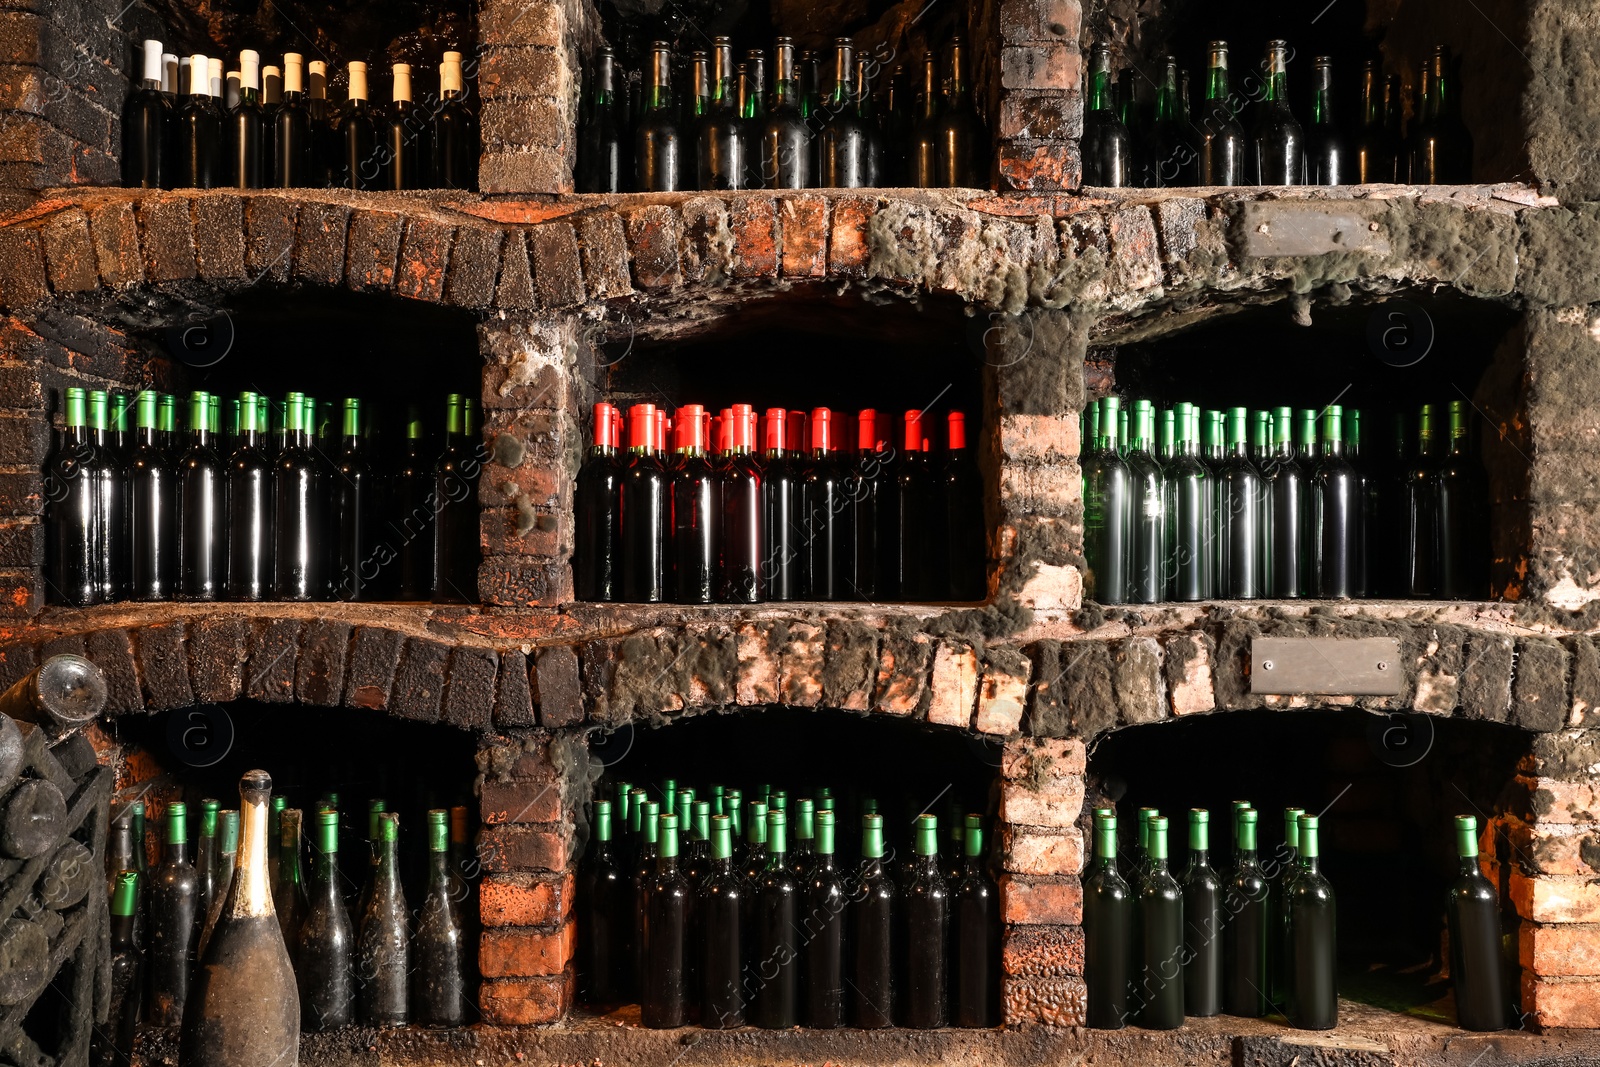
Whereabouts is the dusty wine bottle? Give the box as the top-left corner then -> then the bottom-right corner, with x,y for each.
1198,43 -> 1245,185
1083,812 -> 1130,1029
1252,41 -> 1304,185
297,808 -> 353,1031
356,811 -> 409,1026
1285,815 -> 1336,1030
635,43 -> 682,191
178,772 -> 299,1067
632,800 -> 661,994
952,815 -> 999,1027
148,802 -> 199,1027
1446,815 -> 1505,1031
414,809 -> 467,1026
760,38 -> 811,188
643,812 -> 691,1027
98,870 -> 142,1067
1223,807 -> 1269,1017
273,809 -> 307,963
196,799 -> 220,922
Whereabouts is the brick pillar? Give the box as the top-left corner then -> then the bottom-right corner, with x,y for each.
477,730 -> 579,1025
999,737 -> 1087,1025
478,0 -> 587,194
478,314 -> 579,607
995,0 -> 1082,190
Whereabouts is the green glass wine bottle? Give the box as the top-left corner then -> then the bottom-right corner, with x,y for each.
199,809 -> 239,958
1223,807 -> 1269,1017
1083,812 -> 1130,1029
1285,814 -> 1336,1030
804,808 -> 846,1028
643,812 -> 690,1028
850,812 -> 895,1028
273,809 -> 307,964
148,801 -> 198,1027
740,799 -> 768,883
356,811 -> 409,1026
196,799 -> 221,925
578,800 -> 629,1006
1269,807 -> 1305,1003
1182,809 -> 1222,1016
297,807 -> 353,1031
904,813 -> 949,1028
791,798 -> 817,881
754,808 -> 800,1028
98,870 -> 142,1067
698,814 -> 745,1028
1447,815 -> 1505,1031
952,814 -> 999,1027
414,809 -> 467,1026
1083,396 -> 1131,603
1137,815 -> 1183,1029
632,800 -> 661,996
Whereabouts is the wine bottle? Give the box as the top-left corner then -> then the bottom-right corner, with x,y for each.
178,772 -> 299,1067
298,808 -> 354,1031
941,411 -> 984,600
46,389 -> 100,606
579,800 -> 630,1005
635,42 -> 682,191
801,408 -> 846,599
432,52 -> 477,190
935,38 -> 986,187
1223,807 -> 1269,1017
124,40 -> 169,188
855,54 -> 883,186
99,870 -> 142,1067
850,813 -> 895,1027
951,815 -> 999,1027
337,62 -> 378,190
107,810 -> 139,902
172,54 -> 222,187
1136,814 -> 1183,1029
413,810 -> 466,1026
741,51 -> 768,188
576,402 -> 621,600
1268,806 -> 1304,1003
791,797 -> 817,881
739,798 -> 766,881
1354,61 -> 1389,184
1180,809 -> 1222,1017
1313,406 -> 1358,598
1083,811 -> 1130,1029
1430,47 -> 1473,183
643,812 -> 691,1027
268,796 -> 286,897
754,808 -> 800,1028
1084,397 -> 1131,603
895,410 -> 942,602
329,398 -> 372,601
199,809 -> 238,957
802,808 -> 846,1028
389,405 -> 436,599
1434,400 -> 1485,598
274,809 -> 308,962
719,404 -> 764,603
695,38 -> 745,190
1285,814 -> 1337,1030
1259,407 -> 1303,598
223,50 -> 263,188
304,60 -> 334,188
273,53 -> 312,186
1145,55 -> 1197,187
848,409 -> 886,600
127,391 -> 176,601
355,799 -> 386,920
224,392 -> 270,601
148,802 -> 198,1027
273,392 -> 320,600
83,391 -> 126,602
382,63 -> 430,190
817,38 -> 870,188
1197,42 -> 1245,186
756,38 -> 809,189
356,811 -> 409,1026
176,392 -> 223,601
619,403 -> 667,602
632,800 -> 661,995
1216,407 -> 1263,598
433,394 -> 480,603
699,813 -> 745,1027
578,49 -> 625,193
196,799 -> 221,923
1302,57 -> 1344,186
1405,404 -> 1438,597
1447,815 -> 1506,1031
904,813 -> 949,1028
663,405 -> 712,603
908,52 -> 942,188
1250,41 -> 1303,185
762,408 -> 802,601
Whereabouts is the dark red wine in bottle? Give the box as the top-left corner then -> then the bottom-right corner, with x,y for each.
273,391 -> 321,600
123,40 -> 169,188
1223,807 -> 1270,1017
273,53 -> 312,186
754,809 -> 801,1027
671,405 -> 719,603
850,813 -> 895,1026
636,42 -> 683,191
739,798 -> 767,883
620,404 -> 668,602
97,870 -> 142,1067
576,402 -> 622,601
1285,815 -> 1337,1030
298,808 -> 354,1031
1138,815 -> 1183,1029
1182,809 -> 1223,1016
46,389 -> 100,606
1083,811 -> 1130,1028
179,772 -> 299,1067
383,63 -> 431,190
225,392 -> 271,601
952,815 -> 999,1026
803,809 -> 845,1027
800,408 -> 846,599
1447,815 -> 1506,1031
148,802 -> 199,1027
337,62 -> 378,190
896,411 -> 942,601
433,394 -> 481,603
413,810 -> 466,1026
762,408 -> 801,600
698,814 -> 745,1027
356,811 -> 409,1026
432,53 -> 477,190
331,398 -> 373,601
942,411 -> 984,599
719,404 -> 765,602
847,410 -> 887,601
578,800 -> 630,1006
643,812 -> 691,1028
173,53 -> 222,187
179,392 -> 225,601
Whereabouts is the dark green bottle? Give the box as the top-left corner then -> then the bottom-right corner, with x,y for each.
1223,807 -> 1269,1017
1285,815 -> 1337,1030
578,800 -> 629,1005
1083,397 -> 1131,603
1182,809 -> 1222,1016
356,811 -> 409,1026
632,799 -> 661,994
804,808 -> 846,1028
1197,43 -> 1245,185
1217,408 -> 1264,598
129,390 -> 177,601
699,814 -> 745,1027
740,799 -> 768,883
195,799 -> 220,924
1446,815 -> 1506,1031
1406,404 -> 1438,597
1269,807 -> 1305,1003
1434,401 -> 1485,598
432,394 -> 479,603
98,870 -> 142,1065
1251,41 -> 1303,184
298,807 -> 354,1030
331,398 -> 372,601
148,802 -> 198,1027
755,808 -> 801,1028
791,798 -> 817,881
1263,407 -> 1307,598
1166,403 -> 1212,600
224,393 -> 271,600
850,813 -> 895,1028
273,391 -> 321,600
178,392 -> 225,601
643,812 -> 690,1028
414,809 -> 467,1026
1137,815 -> 1183,1029
274,808 -> 307,963
1126,400 -> 1166,603
904,814 -> 949,1028
199,809 -> 238,957
952,815 -> 999,1027
1083,812 -> 1130,1029
1305,57 -> 1344,185
1145,55 -> 1198,186
1312,407 -> 1358,598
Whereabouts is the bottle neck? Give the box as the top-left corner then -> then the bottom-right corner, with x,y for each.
1205,60 -> 1230,102
1089,65 -> 1112,113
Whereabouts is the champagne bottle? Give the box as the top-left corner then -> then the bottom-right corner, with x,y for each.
850,813 -> 894,1027
225,392 -> 271,600
643,812 -> 691,1028
670,405 -> 718,604
273,392 -> 320,600
1305,57 -> 1344,185
148,802 -> 199,1027
935,38 -> 986,187
196,799 -> 221,922
754,807 -> 801,1027
432,52 -> 477,190
413,810 -> 466,1026
1354,61 -> 1390,183
1446,815 -> 1506,1031
904,813 -> 948,1028
579,800 -> 629,1005
699,814 -> 745,1027
620,403 -> 668,602
719,404 -> 764,602
337,62 -> 377,190
817,38 -> 870,188
1269,807 -> 1305,1002
803,808 -> 846,1028
274,809 -> 308,961
1197,43 -> 1245,185
1285,814 -> 1337,1030
298,808 -> 354,1031
1313,406 -> 1358,598
1223,807 -> 1269,1017
178,771 -> 299,1067
1251,41 -> 1303,185
1181,809 -> 1222,1017
952,815 -> 999,1027
98,871 -> 142,1067
1146,55 -> 1198,186
274,53 -> 312,186
1083,811 -> 1131,1029
123,40 -> 169,188
635,43 -> 682,191
1138,814 -> 1183,1029
578,49 -> 625,193
759,38 -> 811,189
383,63 -> 430,190
356,811 -> 409,1026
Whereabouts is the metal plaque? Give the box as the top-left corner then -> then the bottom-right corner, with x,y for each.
1250,637 -> 1403,696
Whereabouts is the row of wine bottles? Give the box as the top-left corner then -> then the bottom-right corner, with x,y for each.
44,389 -> 483,607
578,780 -> 999,1028
99,788 -> 480,1066
1083,41 -> 1472,187
1083,807 -> 1507,1033
121,40 -> 478,191
575,402 -> 984,603
577,36 -> 988,193
1081,398 -> 1488,604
